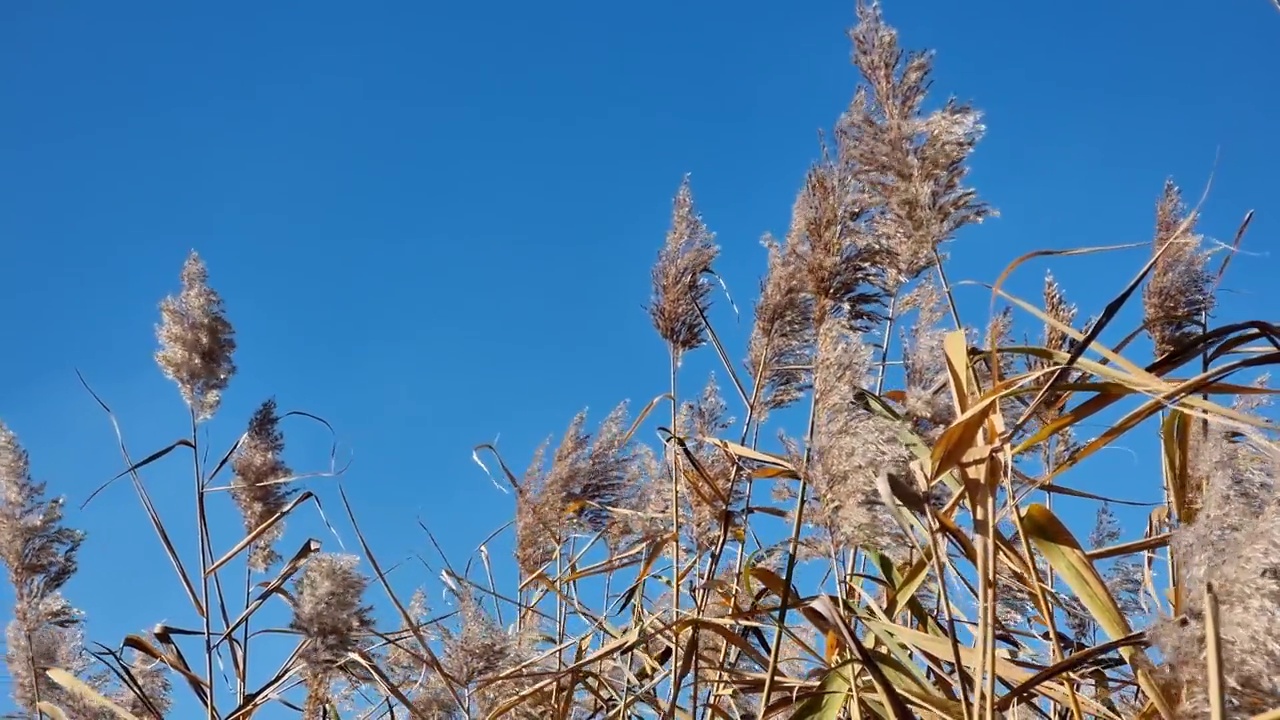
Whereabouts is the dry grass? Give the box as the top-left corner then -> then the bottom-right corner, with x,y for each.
3,2 -> 1280,719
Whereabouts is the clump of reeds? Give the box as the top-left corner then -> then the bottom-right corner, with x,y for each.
5,2 -> 1278,719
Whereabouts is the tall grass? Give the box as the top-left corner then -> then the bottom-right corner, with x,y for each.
3,2 -> 1278,718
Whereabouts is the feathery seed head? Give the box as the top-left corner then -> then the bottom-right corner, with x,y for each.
155,250 -> 237,422
808,323 -> 912,558
441,589 -> 520,686
114,645 -> 172,719
1154,432 -> 1280,716
838,1 -> 993,287
438,590 -> 559,718
676,376 -> 745,550
650,175 -> 720,355
899,279 -> 952,434
1143,179 -> 1213,357
0,424 -> 88,715
291,553 -> 374,674
1041,272 -> 1078,355
231,398 -> 298,572
5,594 -> 95,715
747,233 -> 815,414
516,402 -> 639,573
0,422 -> 83,607
788,161 -> 887,331
291,553 -> 374,719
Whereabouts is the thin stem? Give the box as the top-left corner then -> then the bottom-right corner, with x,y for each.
979,471 -> 997,719
1039,434 -> 1062,718
666,349 -> 683,717
555,544 -> 567,711
756,363 -> 821,720
933,250 -> 964,331
700,347 -> 772,720
240,564 -> 251,704
192,412 -> 215,720
22,622 -> 47,720
874,291 -> 902,395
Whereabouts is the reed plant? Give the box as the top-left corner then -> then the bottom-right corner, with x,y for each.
3,2 -> 1278,718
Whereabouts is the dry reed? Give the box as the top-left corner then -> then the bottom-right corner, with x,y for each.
3,2 -> 1278,719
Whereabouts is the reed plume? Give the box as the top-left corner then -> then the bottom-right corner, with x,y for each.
290,553 -> 375,719
649,175 -> 720,358
1143,179 -> 1213,358
0,421 -> 92,715
231,398 -> 297,572
155,250 -> 237,422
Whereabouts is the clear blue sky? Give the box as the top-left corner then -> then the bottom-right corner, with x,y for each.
1,0 -> 1276,715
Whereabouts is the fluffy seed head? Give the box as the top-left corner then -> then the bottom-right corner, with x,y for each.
113,645 -> 172,719
838,0 -> 993,287
291,553 -> 374,673
1041,272 -> 1077,354
649,175 -> 720,355
747,233 -> 815,415
516,402 -> 637,573
1152,430 -> 1280,716
675,376 -> 744,550
787,160 -> 886,331
5,594 -> 93,715
155,250 -> 237,422
807,322 -> 911,559
899,278 -> 952,437
0,422 -> 83,603
1143,180 -> 1213,357
231,398 -> 297,572
0,423 -> 94,716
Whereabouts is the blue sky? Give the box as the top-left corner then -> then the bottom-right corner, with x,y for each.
1,0 -> 1277,715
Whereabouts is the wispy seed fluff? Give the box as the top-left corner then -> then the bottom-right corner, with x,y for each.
807,321 -> 912,559
515,402 -> 636,574
898,278 -> 952,439
4,594 -> 93,715
231,398 -> 297,572
649,175 -> 720,355
746,233 -> 815,415
1151,427 -> 1280,718
155,250 -> 237,422
787,159 -> 885,330
290,553 -> 374,719
1041,272 -> 1078,355
837,0 -> 993,289
113,645 -> 173,719
0,422 -> 90,715
438,590 -> 555,719
675,375 -> 745,551
384,588 -> 457,716
0,422 -> 83,604
1143,179 -> 1213,357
